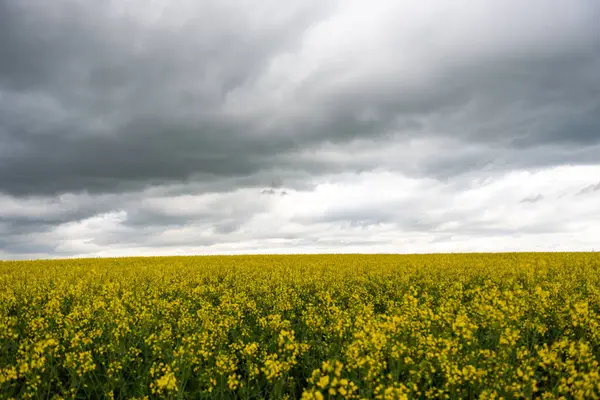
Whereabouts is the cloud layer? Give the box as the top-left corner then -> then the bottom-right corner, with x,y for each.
1,0 -> 599,258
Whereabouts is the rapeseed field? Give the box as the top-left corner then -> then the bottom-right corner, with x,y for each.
1,253 -> 599,399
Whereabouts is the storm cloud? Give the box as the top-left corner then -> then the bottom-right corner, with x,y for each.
1,0 -> 600,258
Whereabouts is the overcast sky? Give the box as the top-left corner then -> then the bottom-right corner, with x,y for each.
1,0 -> 600,259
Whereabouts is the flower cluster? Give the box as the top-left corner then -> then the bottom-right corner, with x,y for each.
1,253 -> 599,398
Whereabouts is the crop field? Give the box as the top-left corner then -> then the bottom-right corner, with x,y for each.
1,253 -> 600,399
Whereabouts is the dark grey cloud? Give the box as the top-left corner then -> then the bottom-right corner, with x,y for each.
0,0 -> 334,196
2,0 -> 600,258
1,0 -> 600,199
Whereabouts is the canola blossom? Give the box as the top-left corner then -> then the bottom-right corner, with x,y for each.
1,253 -> 600,399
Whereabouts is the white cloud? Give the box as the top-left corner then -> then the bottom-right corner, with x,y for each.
2,165 -> 591,259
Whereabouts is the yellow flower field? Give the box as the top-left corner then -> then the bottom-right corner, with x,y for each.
1,253 -> 599,399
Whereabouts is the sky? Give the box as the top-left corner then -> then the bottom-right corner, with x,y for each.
1,0 -> 600,259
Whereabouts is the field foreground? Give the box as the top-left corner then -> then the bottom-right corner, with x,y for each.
1,253 -> 600,399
